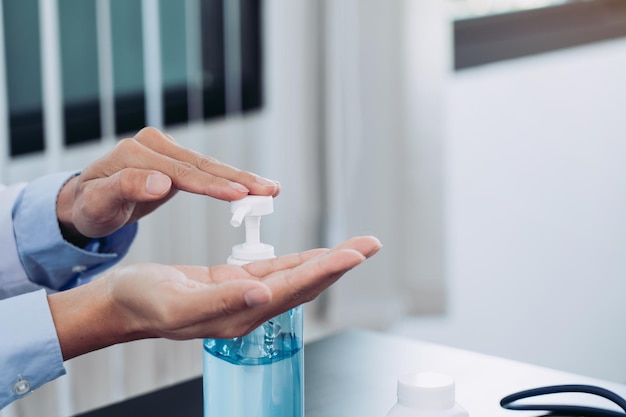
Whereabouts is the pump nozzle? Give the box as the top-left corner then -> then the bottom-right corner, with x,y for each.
228,196 -> 275,264
230,206 -> 251,227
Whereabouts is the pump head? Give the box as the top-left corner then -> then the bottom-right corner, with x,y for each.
228,195 -> 275,264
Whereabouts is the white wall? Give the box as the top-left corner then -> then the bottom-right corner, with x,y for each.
393,36 -> 626,383
316,0 -> 450,331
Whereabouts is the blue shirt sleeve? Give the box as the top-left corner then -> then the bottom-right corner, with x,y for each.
0,182 -> 35,299
0,172 -> 138,409
0,290 -> 66,409
12,171 -> 137,291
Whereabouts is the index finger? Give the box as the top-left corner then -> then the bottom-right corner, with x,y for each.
263,236 -> 381,305
242,248 -> 329,278
134,127 -> 280,198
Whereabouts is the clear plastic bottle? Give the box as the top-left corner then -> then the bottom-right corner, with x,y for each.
203,196 -> 304,417
386,372 -> 469,417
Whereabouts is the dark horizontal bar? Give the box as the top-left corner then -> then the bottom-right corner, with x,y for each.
454,0 -> 626,70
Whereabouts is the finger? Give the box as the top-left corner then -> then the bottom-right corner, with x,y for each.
109,136 -> 253,201
242,248 -> 329,278
330,235 -> 383,259
82,134 -> 249,201
156,279 -> 273,339
264,248 -> 367,307
174,248 -> 329,287
134,127 -> 280,198
240,236 -> 380,281
271,181 -> 281,197
186,280 -> 272,313
174,264 -> 253,285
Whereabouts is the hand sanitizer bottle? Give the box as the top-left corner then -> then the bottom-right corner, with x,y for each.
203,196 -> 304,417
386,372 -> 469,417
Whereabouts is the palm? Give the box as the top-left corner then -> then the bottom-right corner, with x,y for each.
107,236 -> 381,341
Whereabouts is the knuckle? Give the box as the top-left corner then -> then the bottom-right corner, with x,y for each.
115,137 -> 142,155
118,170 -> 143,197
115,137 -> 133,150
163,132 -> 177,143
78,187 -> 101,218
172,161 -> 196,179
135,126 -> 162,141
283,272 -> 308,303
195,155 -> 219,172
290,288 -> 305,303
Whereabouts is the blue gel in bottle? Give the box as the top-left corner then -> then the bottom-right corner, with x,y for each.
203,307 -> 303,417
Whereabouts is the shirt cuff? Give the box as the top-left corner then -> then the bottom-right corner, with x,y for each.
0,182 -> 39,298
0,289 -> 65,409
13,171 -> 137,291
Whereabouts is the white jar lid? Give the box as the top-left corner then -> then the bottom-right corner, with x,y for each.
397,372 -> 456,409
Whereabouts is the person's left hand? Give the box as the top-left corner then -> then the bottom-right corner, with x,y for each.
48,236 -> 382,360
56,127 -> 280,245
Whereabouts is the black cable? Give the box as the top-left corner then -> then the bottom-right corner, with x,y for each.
500,384 -> 626,417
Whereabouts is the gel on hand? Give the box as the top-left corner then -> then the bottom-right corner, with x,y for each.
203,196 -> 304,417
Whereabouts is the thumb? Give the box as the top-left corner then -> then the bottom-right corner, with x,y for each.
71,169 -> 173,238
91,169 -> 172,218
144,172 -> 173,196
108,168 -> 172,202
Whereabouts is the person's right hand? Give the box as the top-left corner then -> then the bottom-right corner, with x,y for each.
56,127 -> 280,245
48,236 -> 382,360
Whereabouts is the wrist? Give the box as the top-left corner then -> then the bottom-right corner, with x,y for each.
56,175 -> 91,247
48,274 -> 139,360
104,269 -> 153,341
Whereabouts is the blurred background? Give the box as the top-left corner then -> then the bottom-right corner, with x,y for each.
1,0 -> 625,415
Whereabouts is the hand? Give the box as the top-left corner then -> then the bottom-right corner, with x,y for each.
56,127 -> 280,244
48,236 -> 381,360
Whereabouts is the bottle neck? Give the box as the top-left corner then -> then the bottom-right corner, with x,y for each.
245,216 -> 261,246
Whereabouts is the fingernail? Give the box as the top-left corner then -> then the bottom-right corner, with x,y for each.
146,173 -> 172,195
229,181 -> 250,193
244,288 -> 271,307
273,181 -> 281,196
255,176 -> 278,188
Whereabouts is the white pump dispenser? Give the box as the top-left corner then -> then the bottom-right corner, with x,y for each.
227,195 -> 275,265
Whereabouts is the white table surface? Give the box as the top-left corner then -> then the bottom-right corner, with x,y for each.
304,329 -> 626,416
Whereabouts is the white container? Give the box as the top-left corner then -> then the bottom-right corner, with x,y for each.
386,372 -> 469,417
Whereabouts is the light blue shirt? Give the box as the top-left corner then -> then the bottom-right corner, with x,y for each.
0,172 -> 137,409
